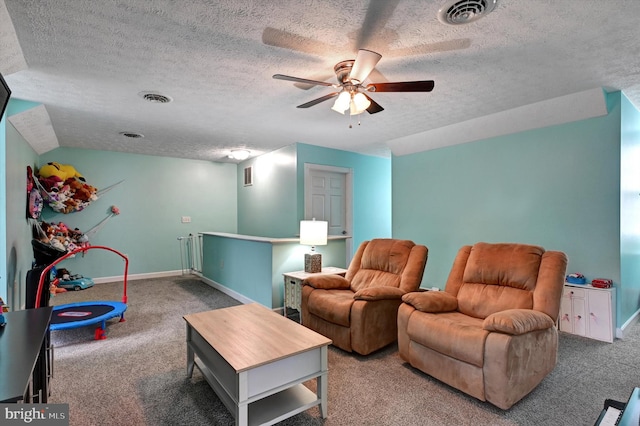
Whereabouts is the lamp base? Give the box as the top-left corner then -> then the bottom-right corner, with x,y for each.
304,253 -> 322,273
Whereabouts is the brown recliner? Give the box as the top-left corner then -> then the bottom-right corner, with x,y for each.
398,242 -> 568,409
301,239 -> 428,355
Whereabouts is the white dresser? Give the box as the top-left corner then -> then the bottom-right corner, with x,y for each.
559,283 -> 616,343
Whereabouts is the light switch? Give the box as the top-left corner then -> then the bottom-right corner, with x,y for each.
181,216 -> 191,223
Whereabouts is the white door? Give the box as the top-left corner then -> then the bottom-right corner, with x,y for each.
304,164 -> 352,264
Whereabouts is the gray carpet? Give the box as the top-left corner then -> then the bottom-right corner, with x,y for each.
48,276 -> 640,425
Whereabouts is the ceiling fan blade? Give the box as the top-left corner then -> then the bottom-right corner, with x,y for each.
294,73 -> 335,90
368,80 -> 435,92
385,38 -> 472,58
297,92 -> 340,108
363,94 -> 384,114
367,67 -> 389,83
262,27 -> 334,56
273,74 -> 335,87
355,0 -> 401,50
349,49 -> 382,83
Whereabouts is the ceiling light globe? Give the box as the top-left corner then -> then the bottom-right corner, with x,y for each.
353,92 -> 371,111
230,149 -> 250,161
331,91 -> 351,114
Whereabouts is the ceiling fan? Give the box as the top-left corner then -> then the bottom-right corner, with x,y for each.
273,49 -> 434,116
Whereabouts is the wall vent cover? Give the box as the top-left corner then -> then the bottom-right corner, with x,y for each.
244,166 -> 253,186
438,0 -> 497,25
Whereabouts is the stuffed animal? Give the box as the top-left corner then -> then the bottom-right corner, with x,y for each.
56,268 -> 72,281
62,178 -> 96,202
49,277 -> 67,294
48,237 -> 66,251
82,183 -> 98,201
56,222 -> 69,237
39,222 -> 55,243
63,198 -> 80,214
38,175 -> 64,192
38,162 -> 86,182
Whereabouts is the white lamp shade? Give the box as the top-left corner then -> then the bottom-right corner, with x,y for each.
331,91 -> 351,114
300,220 -> 328,246
350,92 -> 371,115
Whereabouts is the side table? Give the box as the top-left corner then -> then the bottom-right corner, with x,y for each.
283,267 -> 347,322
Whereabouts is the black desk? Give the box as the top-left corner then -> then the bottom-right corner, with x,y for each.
0,307 -> 52,402
596,387 -> 640,426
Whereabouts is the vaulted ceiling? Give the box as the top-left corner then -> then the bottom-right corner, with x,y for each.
1,1 -> 639,162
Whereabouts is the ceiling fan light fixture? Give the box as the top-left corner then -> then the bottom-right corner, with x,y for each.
331,91 -> 351,114
275,48 -> 434,117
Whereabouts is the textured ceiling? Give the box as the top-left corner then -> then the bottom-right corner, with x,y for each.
2,0 -> 640,163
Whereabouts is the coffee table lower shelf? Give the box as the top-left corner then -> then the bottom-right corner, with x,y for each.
194,358 -> 322,426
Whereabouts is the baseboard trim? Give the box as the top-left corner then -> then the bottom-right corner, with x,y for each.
195,274 -> 284,314
92,270 -> 183,284
196,274 -> 256,305
618,308 -> 640,339
92,271 -> 284,315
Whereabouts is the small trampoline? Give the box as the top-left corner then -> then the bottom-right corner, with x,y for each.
35,245 -> 128,340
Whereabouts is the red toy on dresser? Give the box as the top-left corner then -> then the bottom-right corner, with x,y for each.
591,278 -> 613,288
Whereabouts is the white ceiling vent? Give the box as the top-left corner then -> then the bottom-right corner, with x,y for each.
138,91 -> 173,103
438,0 -> 497,25
119,131 -> 144,139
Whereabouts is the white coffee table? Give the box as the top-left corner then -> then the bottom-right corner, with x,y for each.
184,303 -> 332,425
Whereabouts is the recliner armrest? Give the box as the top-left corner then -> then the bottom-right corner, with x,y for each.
303,275 -> 351,290
483,309 -> 555,335
401,291 -> 458,313
353,286 -> 405,301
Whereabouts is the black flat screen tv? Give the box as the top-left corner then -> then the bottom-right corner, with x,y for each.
0,71 -> 12,123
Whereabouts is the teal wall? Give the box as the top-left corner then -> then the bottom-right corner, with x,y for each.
296,143 -> 392,254
201,233 -> 346,308
392,92 -> 622,325
620,93 -> 640,325
236,142 -> 392,255
237,144 -> 297,237
201,234 -> 273,306
0,107 -> 6,304
4,123 -> 39,310
3,99 -> 44,309
37,147 -> 237,279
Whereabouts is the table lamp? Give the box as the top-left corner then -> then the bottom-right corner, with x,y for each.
300,219 -> 328,273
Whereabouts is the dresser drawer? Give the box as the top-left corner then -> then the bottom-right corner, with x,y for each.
563,286 -> 585,298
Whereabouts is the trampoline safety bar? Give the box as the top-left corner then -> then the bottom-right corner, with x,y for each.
35,245 -> 129,340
